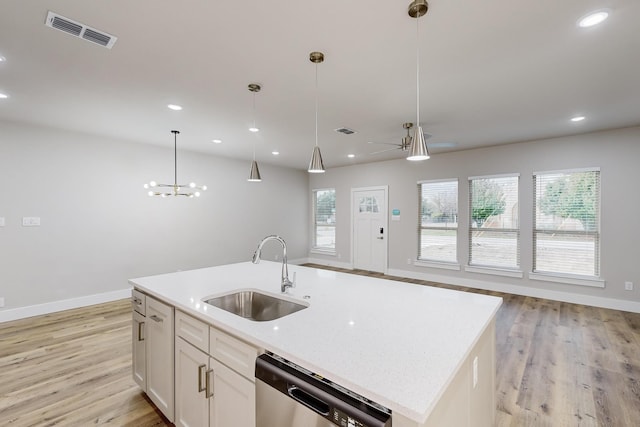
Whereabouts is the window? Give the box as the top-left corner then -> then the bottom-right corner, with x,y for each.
312,188 -> 336,251
418,179 -> 458,263
469,174 -> 520,269
533,169 -> 600,277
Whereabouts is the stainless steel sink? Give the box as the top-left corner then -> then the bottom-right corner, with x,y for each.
203,290 -> 307,321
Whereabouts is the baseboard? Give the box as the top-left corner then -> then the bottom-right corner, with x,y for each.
0,288 -> 132,323
305,257 -> 353,270
387,268 -> 640,314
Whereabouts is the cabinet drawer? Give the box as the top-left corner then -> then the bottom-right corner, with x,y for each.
176,310 -> 209,353
132,289 -> 146,316
210,327 -> 258,381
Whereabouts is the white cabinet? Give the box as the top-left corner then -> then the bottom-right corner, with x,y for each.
132,310 -> 146,390
209,357 -> 255,427
146,296 -> 175,422
131,291 -> 174,423
174,310 -> 257,427
175,337 -> 209,427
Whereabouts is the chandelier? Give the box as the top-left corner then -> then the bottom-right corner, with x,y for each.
144,130 -> 207,198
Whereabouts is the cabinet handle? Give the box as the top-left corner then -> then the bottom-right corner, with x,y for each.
137,322 -> 145,341
149,315 -> 163,323
132,297 -> 141,305
198,364 -> 207,393
205,369 -> 214,398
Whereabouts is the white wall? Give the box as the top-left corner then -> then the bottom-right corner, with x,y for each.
0,120 -> 308,318
309,127 -> 640,312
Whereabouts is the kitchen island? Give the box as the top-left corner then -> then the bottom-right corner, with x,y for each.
130,261 -> 502,427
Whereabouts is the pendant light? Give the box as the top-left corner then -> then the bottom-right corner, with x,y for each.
308,51 -> 325,173
144,130 -> 207,197
407,0 -> 430,161
247,83 -> 262,182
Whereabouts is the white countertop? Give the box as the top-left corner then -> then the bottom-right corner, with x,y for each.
130,261 -> 502,424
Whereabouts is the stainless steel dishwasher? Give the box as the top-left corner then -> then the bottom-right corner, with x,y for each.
256,353 -> 392,427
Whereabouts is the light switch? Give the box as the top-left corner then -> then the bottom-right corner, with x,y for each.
22,217 -> 41,227
0,217 -> 5,227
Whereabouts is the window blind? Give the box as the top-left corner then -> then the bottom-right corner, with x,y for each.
469,175 -> 520,268
418,179 -> 458,263
533,169 -> 600,277
313,189 -> 336,250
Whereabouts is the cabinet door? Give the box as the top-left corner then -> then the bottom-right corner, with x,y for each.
146,297 -> 175,422
209,358 -> 256,427
132,311 -> 146,390
175,337 -> 209,427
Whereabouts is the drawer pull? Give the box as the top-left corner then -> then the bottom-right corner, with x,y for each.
149,315 -> 163,323
205,369 -> 214,398
198,364 -> 207,393
137,322 -> 145,341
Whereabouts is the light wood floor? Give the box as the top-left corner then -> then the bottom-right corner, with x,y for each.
1,266 -> 639,426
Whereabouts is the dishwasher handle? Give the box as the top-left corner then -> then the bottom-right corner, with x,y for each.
287,385 -> 330,416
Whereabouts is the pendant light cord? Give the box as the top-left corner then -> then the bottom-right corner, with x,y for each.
252,91 -> 257,161
315,62 -> 319,147
416,13 -> 420,128
174,131 -> 178,186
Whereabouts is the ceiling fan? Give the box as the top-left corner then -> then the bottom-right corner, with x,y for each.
368,122 -> 431,155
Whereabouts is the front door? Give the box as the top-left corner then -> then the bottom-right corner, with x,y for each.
352,187 -> 388,273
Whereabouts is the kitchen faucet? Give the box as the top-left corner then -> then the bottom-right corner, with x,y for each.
252,235 -> 295,293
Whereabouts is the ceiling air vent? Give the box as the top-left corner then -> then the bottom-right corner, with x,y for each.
335,127 -> 356,135
45,11 -> 117,49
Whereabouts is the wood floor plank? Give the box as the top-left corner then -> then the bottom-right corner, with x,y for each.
1,267 -> 639,426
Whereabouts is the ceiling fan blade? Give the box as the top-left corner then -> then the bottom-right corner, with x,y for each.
369,147 -> 401,155
367,141 -> 402,147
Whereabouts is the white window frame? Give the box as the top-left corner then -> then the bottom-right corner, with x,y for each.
531,167 -> 602,286
311,188 -> 336,254
417,178 -> 459,266
467,173 -> 521,271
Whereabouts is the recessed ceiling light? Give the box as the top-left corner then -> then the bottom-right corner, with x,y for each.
249,127 -> 259,133
272,151 -> 279,155
571,116 -> 586,122
167,104 -> 182,111
0,93 -> 9,99
211,139 -> 222,144
578,11 -> 609,28
0,56 -> 6,62
347,154 -> 355,158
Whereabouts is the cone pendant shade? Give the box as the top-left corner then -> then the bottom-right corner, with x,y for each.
248,160 -> 262,181
407,125 -> 430,161
308,146 -> 325,173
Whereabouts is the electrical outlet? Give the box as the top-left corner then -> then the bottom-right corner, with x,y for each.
473,356 -> 478,388
625,281 -> 633,291
407,258 -> 412,265
22,217 -> 41,227
274,254 -> 279,261
0,217 -> 5,227
0,297 -> 5,308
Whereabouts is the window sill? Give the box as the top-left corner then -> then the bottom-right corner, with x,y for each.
309,248 -> 336,256
414,260 -> 461,271
465,265 -> 524,278
529,272 -> 605,288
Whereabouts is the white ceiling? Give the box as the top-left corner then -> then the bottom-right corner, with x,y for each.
1,0 -> 638,170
